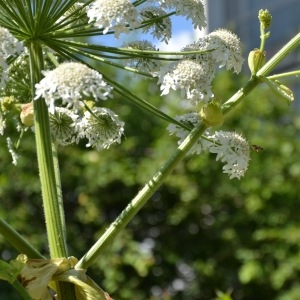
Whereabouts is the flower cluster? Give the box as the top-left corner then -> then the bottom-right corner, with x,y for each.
167,113 -> 212,154
148,0 -> 206,30
139,6 -> 172,43
3,51 -> 31,102
89,1 -> 242,107
0,27 -> 24,88
35,62 -> 124,151
87,0 -> 140,38
158,29 -> 243,105
49,107 -> 78,146
209,131 -> 250,179
0,0 -> 250,180
87,0 -> 206,39
158,59 -> 215,105
168,113 -> 250,179
77,107 -> 124,151
0,27 -> 23,58
162,26 -> 247,177
190,28 -> 244,73
35,62 -> 112,113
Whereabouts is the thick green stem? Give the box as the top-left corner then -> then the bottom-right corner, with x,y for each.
28,42 -> 67,258
221,76 -> 260,113
76,123 -> 208,269
28,42 -> 75,299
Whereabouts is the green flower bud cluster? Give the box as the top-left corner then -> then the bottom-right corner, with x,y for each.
1,96 -> 16,112
258,9 -> 272,29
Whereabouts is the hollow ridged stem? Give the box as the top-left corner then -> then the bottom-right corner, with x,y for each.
28,41 -> 75,300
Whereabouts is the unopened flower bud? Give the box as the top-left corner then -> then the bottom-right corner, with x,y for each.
248,49 -> 266,75
1,96 -> 15,112
199,102 -> 223,127
20,102 -> 34,126
258,9 -> 272,29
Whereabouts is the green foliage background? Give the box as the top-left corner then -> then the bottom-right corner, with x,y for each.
0,70 -> 300,299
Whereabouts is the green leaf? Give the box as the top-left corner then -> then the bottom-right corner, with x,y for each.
263,78 -> 294,104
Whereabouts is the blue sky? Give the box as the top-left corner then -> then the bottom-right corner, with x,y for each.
155,16 -> 207,51
97,15 -> 207,51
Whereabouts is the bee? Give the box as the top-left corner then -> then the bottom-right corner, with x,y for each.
251,145 -> 264,152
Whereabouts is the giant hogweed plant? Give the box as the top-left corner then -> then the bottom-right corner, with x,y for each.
0,1 -> 298,299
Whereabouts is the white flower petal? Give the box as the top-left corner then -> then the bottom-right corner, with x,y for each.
34,62 -> 112,111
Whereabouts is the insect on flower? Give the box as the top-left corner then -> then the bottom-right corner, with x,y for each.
251,144 -> 264,152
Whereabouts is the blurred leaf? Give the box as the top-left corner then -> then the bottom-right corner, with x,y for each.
263,78 -> 294,104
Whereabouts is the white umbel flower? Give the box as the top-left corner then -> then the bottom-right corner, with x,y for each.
0,27 -> 24,88
167,113 -> 211,155
35,62 -> 112,113
171,0 -> 206,29
87,0 -> 140,38
49,107 -> 78,146
168,117 -> 250,179
208,131 -> 250,179
149,0 -> 206,30
0,27 -> 23,58
194,28 -> 244,73
139,6 -> 172,43
158,59 -> 214,105
78,107 -> 124,151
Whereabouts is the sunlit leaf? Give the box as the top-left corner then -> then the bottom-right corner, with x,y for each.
263,78 -> 294,104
